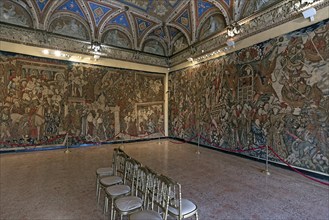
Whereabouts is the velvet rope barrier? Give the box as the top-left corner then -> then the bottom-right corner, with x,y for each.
199,134 -> 266,153
0,134 -> 67,148
199,134 -> 329,186
268,146 -> 329,186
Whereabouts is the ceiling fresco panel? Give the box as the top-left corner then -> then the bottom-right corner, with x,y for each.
198,13 -> 226,40
1,0 -> 326,67
49,16 -> 90,40
143,39 -> 166,56
116,0 -> 184,21
240,0 -> 282,19
0,0 -> 33,28
102,29 -> 132,49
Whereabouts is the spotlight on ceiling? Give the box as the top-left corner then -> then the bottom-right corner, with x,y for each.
302,7 -> 316,21
187,57 -> 194,62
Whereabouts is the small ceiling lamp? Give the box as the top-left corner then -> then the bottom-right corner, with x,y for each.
91,41 -> 102,53
54,50 -> 61,57
227,22 -> 241,38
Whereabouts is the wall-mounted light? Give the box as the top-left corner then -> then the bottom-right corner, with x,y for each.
54,50 -> 62,57
42,49 -> 70,58
227,22 -> 241,38
42,49 -> 49,55
91,41 -> 102,53
93,54 -> 100,60
302,7 -> 316,21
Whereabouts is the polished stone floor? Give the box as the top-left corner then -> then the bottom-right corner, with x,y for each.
1,140 -> 328,220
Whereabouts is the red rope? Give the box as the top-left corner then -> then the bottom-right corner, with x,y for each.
268,146 -> 329,186
0,134 -> 66,147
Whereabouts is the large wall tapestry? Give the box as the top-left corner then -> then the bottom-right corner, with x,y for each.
169,20 -> 329,174
0,53 -> 165,150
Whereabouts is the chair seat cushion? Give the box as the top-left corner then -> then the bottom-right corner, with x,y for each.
96,167 -> 113,176
100,176 -> 122,186
168,199 -> 197,216
115,196 -> 143,212
130,210 -> 162,220
106,185 -> 130,196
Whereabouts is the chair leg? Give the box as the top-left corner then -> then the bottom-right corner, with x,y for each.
110,197 -> 114,220
112,209 -> 116,220
104,196 -> 109,214
195,211 -> 199,220
96,177 -> 99,197
97,186 -> 102,204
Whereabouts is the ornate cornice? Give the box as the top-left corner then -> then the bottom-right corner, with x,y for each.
0,0 -> 328,69
170,0 -> 329,66
0,22 -> 168,67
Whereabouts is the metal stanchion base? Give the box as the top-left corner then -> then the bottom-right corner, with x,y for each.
64,149 -> 71,153
262,170 -> 270,175
196,150 -> 201,154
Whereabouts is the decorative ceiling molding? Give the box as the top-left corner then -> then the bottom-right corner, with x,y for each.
0,0 -> 328,69
170,0 -> 329,66
0,23 -> 168,67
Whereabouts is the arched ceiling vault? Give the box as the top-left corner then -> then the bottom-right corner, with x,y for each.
1,0 -> 327,67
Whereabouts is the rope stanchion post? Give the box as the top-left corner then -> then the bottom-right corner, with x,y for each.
63,133 -> 70,154
158,128 -> 162,145
262,144 -> 270,175
196,133 -> 201,155
262,127 -> 272,175
119,138 -> 124,150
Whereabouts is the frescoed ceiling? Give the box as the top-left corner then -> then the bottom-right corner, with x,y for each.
0,0 -> 327,66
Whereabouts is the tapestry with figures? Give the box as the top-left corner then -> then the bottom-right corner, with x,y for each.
169,19 -> 329,174
0,53 -> 165,149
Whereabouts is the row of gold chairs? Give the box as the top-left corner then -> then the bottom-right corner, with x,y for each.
96,148 -> 198,220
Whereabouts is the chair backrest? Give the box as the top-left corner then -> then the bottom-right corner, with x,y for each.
163,176 -> 182,219
150,174 -> 172,220
123,158 -> 140,185
113,148 -> 129,177
144,167 -> 158,210
131,166 -> 149,206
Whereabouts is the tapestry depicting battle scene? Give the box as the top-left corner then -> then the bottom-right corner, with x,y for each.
0,54 -> 165,150
169,20 -> 329,174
